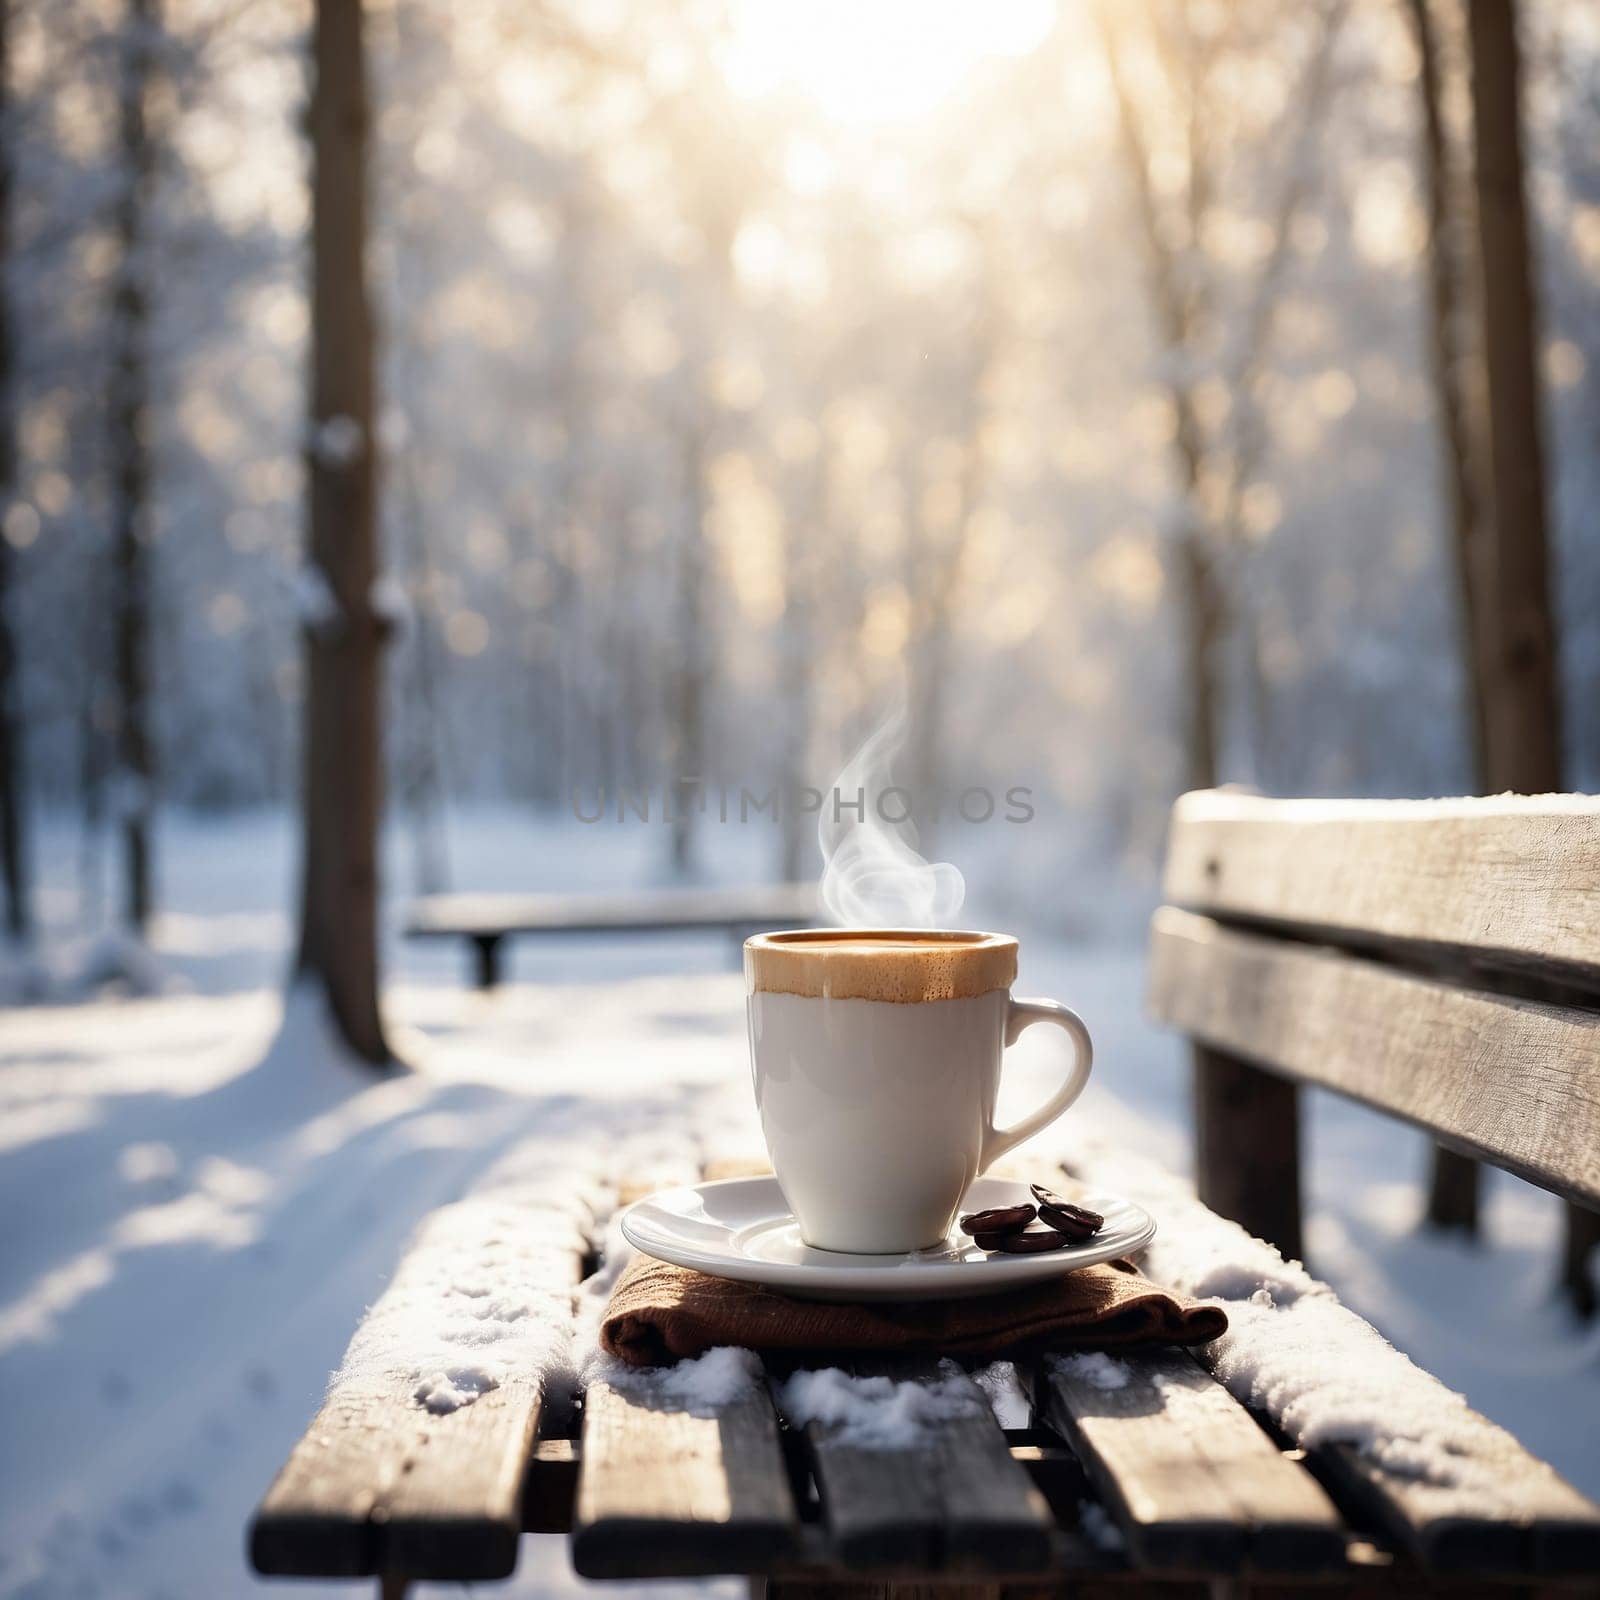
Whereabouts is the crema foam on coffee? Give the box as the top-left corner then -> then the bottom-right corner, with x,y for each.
744,929 -> 1017,1004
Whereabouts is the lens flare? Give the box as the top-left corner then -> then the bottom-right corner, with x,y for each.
721,0 -> 1057,125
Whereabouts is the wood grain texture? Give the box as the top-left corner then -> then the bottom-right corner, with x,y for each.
798,1362 -> 1054,1573
251,1371 -> 549,1580
1061,1139 -> 1600,1578
251,1198 -> 583,1581
378,1374 -> 547,1578
1162,789 -> 1600,989
406,882 -> 817,938
571,1375 -> 801,1577
249,1382 -> 408,1577
1193,1044 -> 1303,1259
1148,907 -> 1600,1208
1036,1349 -> 1346,1575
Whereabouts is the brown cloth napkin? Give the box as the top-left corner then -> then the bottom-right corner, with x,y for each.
600,1254 -> 1227,1367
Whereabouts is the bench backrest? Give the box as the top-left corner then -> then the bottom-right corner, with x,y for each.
1148,790 -> 1600,1214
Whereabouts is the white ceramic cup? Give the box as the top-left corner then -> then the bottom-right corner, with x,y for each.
744,929 -> 1093,1253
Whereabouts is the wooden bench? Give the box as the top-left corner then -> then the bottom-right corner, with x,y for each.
1153,789 -> 1600,1264
253,791 -> 1600,1594
404,882 -> 819,988
249,1149 -> 1600,1595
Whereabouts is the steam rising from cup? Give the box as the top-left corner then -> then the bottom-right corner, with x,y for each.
817,697 -> 965,928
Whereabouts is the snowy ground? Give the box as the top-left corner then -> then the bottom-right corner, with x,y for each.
2,808 -> 1596,1600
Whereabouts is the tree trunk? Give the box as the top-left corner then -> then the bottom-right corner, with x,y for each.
668,425 -> 708,877
665,191 -> 738,880
1408,0 -> 1485,1235
1464,0 -> 1592,1308
909,269 -> 995,854
906,582 -> 949,849
297,0 -> 389,1066
0,0 -> 29,942
1466,0 -> 1562,792
777,448 -> 824,884
386,24 -> 451,898
906,433 -> 982,848
902,447 -> 942,846
396,478 -> 450,896
1102,1 -> 1348,1263
108,0 -> 158,934
776,554 -> 813,882
1097,7 -> 1224,796
1176,528 -> 1223,793
1408,0 -> 1490,781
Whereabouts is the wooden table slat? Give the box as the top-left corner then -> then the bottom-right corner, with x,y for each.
796,1361 -> 1055,1574
1062,1142 -> 1600,1578
250,1198 -> 584,1582
376,1377 -> 547,1579
572,1373 -> 802,1577
1036,1348 -> 1347,1575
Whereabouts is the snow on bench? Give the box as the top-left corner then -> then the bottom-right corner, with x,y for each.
250,1192 -> 589,1580
253,1119 -> 1600,1589
251,1125 -> 707,1582
1066,1135 -> 1600,1576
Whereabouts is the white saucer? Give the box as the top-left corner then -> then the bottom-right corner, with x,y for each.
619,1175 -> 1156,1302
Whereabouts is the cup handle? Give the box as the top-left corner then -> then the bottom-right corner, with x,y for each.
980,998 -> 1094,1171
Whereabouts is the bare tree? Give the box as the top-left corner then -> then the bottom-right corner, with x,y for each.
775,424 -> 831,883
393,453 -> 450,897
1100,0 -> 1345,1258
1467,0 -> 1563,792
0,0 -> 29,942
386,0 -> 451,896
1463,0 -> 1594,1312
661,75 -> 748,878
1097,0 -> 1346,795
107,0 -> 160,933
1408,0 -> 1489,778
296,0 -> 389,1065
668,413 -> 713,876
1407,0 -> 1488,1235
905,225 -> 999,840
1099,7 -> 1219,792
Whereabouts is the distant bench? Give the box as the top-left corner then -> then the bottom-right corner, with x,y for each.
403,883 -> 820,988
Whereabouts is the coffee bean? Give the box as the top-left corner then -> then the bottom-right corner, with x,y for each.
1030,1183 -> 1104,1239
959,1203 -> 1035,1236
1037,1203 -> 1103,1239
980,1224 -> 1070,1254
